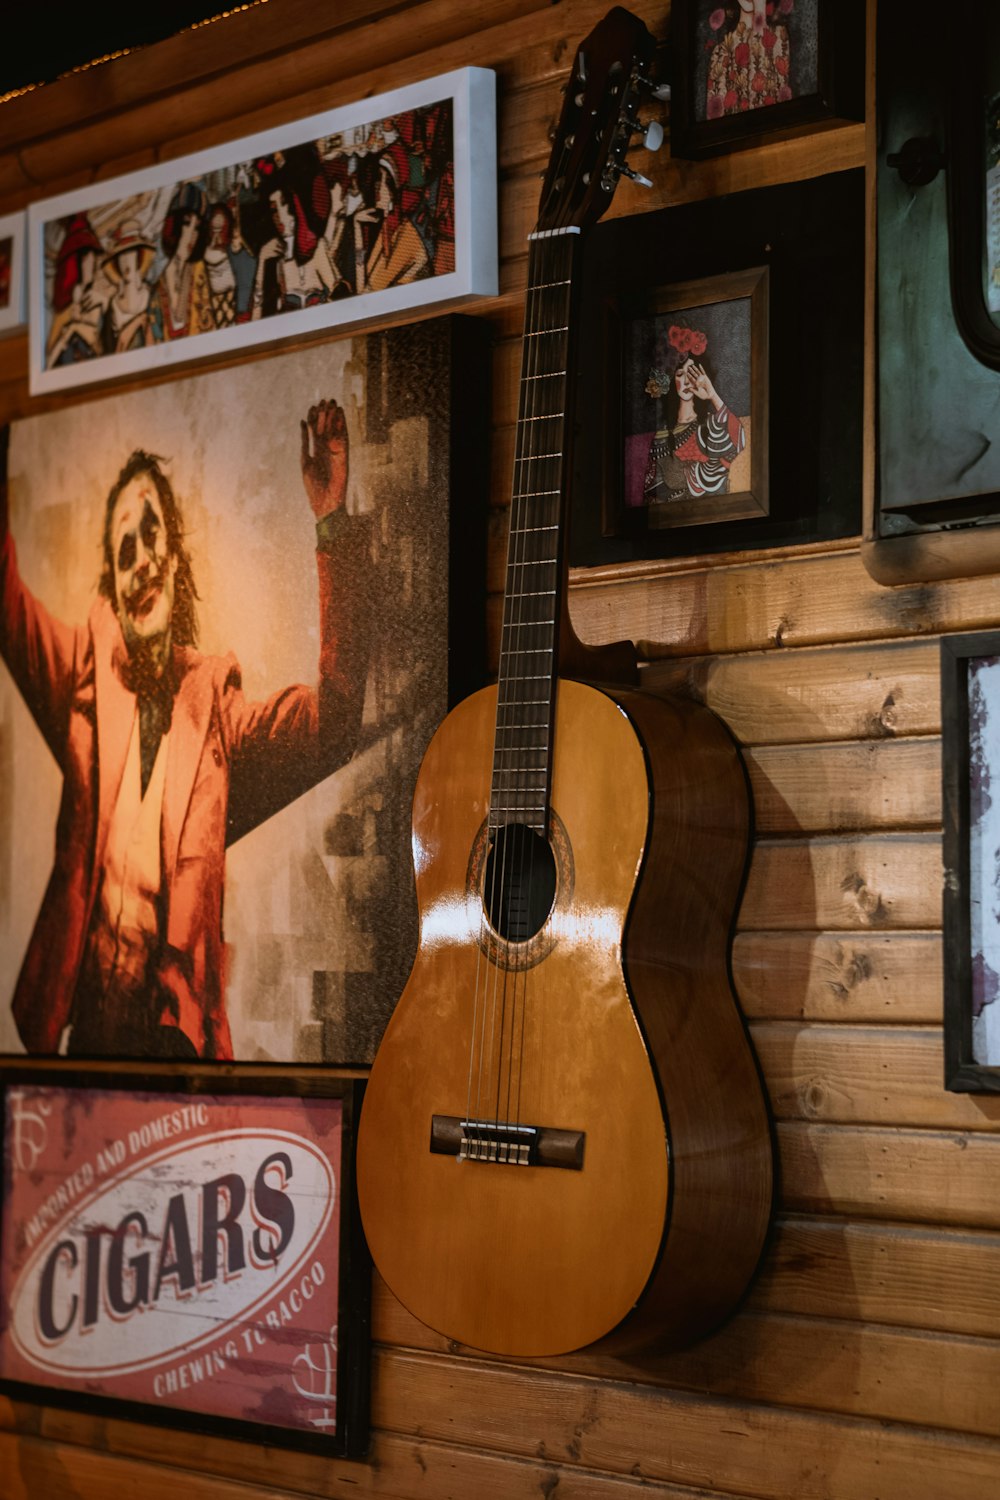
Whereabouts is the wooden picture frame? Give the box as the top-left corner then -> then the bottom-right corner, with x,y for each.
0,1069 -> 371,1453
620,265 -> 768,532
0,210 -> 26,337
942,632 -> 1000,1093
28,67 -> 496,395
669,0 -> 864,160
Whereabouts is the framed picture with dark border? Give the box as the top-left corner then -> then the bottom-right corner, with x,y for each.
669,0 -> 864,160
865,0 -> 1000,586
942,632 -> 1000,1093
0,1069 -> 371,1452
569,168 -> 864,567
621,265 -> 768,532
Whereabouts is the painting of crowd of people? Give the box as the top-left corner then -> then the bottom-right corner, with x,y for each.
40,97 -> 455,373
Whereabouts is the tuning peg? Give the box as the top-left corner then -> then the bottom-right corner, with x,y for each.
637,75 -> 671,102
618,161 -> 654,189
639,119 -> 664,152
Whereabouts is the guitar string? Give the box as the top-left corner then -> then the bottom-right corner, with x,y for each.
505,232 -> 554,1146
506,231 -> 569,1152
490,231 -> 559,1150
511,231 -> 566,1146
469,231 -> 545,1146
494,232 -> 549,1146
466,226 -> 572,1157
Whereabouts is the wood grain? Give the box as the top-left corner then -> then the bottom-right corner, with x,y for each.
733,930 -> 943,1022
738,833 -> 942,931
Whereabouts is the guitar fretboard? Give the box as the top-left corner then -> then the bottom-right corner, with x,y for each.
491,232 -> 578,835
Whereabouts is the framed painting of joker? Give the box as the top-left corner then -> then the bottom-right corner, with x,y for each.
0,318 -> 485,1065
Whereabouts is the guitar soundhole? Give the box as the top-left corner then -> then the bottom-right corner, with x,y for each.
483,823 -> 557,942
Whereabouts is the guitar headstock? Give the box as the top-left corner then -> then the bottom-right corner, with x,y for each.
535,6 -> 659,237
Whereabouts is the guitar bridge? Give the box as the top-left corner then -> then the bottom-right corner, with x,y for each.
430,1115 -> 585,1170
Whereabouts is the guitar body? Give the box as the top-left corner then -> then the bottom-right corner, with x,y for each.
357,678 -> 773,1355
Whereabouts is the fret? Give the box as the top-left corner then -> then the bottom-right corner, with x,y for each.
519,413 -> 564,423
515,452 -> 562,462
527,280 -> 572,291
510,524 -> 559,535
501,618 -> 557,628
524,326 -> 570,337
522,371 -> 567,381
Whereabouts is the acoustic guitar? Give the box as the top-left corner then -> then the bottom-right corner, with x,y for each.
357,6 -> 774,1357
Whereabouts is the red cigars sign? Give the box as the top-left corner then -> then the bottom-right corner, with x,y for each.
0,1083 -> 350,1440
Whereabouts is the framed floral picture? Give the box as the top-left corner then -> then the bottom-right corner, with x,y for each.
670,0 -> 864,159
622,265 -> 769,530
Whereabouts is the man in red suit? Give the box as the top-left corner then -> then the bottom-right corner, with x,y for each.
0,402 -> 369,1059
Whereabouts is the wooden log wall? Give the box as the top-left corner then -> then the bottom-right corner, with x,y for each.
1,1 -> 998,1497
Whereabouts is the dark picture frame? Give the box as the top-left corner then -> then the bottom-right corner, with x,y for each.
942,633 -> 1000,1093
670,0 -> 864,160
620,264 -> 768,533
865,0 -> 1000,586
0,1068 -> 371,1452
570,168 -> 864,568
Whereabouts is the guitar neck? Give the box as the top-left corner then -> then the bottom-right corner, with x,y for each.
492,230 -> 580,835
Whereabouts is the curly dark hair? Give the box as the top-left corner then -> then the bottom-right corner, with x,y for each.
98,451 -> 199,647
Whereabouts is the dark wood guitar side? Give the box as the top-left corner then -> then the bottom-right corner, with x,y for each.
357,7 -> 773,1356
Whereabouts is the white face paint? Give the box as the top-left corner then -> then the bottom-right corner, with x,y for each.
110,474 -> 178,651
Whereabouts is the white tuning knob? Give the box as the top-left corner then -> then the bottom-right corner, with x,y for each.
643,120 -> 665,152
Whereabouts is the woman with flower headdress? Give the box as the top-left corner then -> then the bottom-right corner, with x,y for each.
705,0 -> 792,120
100,219 -> 155,354
150,182 -> 214,342
642,322 -> 745,503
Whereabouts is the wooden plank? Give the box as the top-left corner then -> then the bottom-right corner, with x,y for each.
619,1313 -> 1000,1441
3,0 -> 554,195
0,1424 -> 766,1500
778,1121 -> 1000,1229
641,638 -> 941,745
368,1303 -> 1000,1441
568,541 -> 1000,657
752,1023 -> 1000,1132
372,1215 -> 1000,1346
746,736 -> 940,834
0,0 -> 429,152
738,834 -> 941,932
751,1216 -> 1000,1340
733,931 -> 943,1023
374,1349 -> 1000,1500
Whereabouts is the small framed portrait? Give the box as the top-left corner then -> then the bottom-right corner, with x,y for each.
0,211 -> 27,336
942,633 -> 1000,1093
669,0 -> 864,160
622,266 -> 769,531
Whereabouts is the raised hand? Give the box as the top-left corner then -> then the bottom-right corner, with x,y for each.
301,399 -> 349,520
690,363 -> 722,407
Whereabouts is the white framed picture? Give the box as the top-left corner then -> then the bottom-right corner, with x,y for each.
27,67 -> 496,394
0,211 -> 26,337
